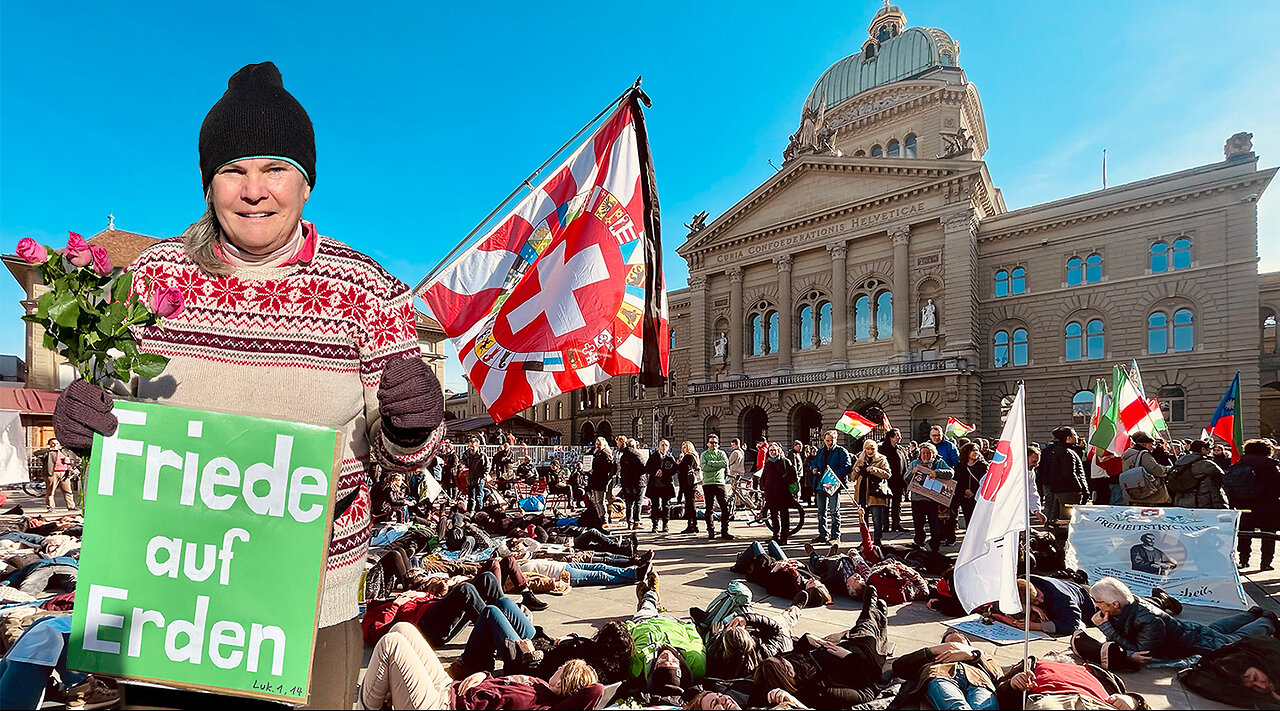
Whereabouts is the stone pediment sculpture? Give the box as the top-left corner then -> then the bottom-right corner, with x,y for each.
1224,132 -> 1253,160
784,89 -> 840,161
685,211 -> 709,233
939,126 -> 973,158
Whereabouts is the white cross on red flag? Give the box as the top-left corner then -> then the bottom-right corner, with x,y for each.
417,93 -> 668,422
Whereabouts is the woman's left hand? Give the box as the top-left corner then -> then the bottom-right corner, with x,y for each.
377,356 -> 444,446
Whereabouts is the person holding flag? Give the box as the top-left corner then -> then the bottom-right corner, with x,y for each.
810,430 -> 852,545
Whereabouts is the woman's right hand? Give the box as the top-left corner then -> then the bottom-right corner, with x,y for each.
52,380 -> 118,452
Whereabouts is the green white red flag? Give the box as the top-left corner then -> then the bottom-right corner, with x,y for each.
836,410 -> 877,438
945,417 -> 975,439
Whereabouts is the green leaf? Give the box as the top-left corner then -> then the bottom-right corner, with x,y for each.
49,291 -> 80,328
112,272 -> 134,305
133,352 -> 169,378
35,292 -> 53,319
42,333 -> 55,350
120,339 -> 139,357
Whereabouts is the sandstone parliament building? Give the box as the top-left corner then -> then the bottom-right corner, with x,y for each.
458,5 -> 1280,448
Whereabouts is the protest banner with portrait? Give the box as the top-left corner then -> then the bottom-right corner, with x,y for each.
1065,505 -> 1248,610
906,467 -> 957,506
68,401 -> 341,704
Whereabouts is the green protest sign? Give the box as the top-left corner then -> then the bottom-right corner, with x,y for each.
69,401 -> 341,704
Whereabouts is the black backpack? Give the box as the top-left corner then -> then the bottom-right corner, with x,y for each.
1222,460 -> 1261,505
1166,460 -> 1201,495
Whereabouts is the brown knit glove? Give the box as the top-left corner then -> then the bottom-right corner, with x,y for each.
377,356 -> 444,448
53,379 -> 118,453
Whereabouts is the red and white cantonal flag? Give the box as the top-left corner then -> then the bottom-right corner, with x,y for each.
955,383 -> 1028,614
418,95 -> 668,422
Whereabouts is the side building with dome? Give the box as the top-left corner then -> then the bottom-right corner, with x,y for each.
500,6 -> 1280,448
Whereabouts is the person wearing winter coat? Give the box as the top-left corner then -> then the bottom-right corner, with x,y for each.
1120,433 -> 1171,506
588,438 -> 616,523
675,441 -> 702,534
1230,439 -> 1280,571
1040,426 -> 1088,520
1169,441 -> 1228,509
460,438 -> 491,513
944,443 -> 988,546
879,429 -> 908,532
759,443 -> 799,544
850,439 -> 892,546
810,431 -> 853,545
645,440 -> 677,532
906,444 -> 953,552
618,441 -> 647,529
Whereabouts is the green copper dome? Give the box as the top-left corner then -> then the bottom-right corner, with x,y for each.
805,24 -> 960,112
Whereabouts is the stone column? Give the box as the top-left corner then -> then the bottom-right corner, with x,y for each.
774,255 -> 793,374
890,225 -> 911,359
829,243 -> 848,368
728,267 -> 745,380
688,274 -> 709,383
942,211 -> 980,360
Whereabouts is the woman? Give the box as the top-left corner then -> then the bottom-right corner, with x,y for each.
618,440 -> 647,529
42,439 -> 77,511
51,62 -> 443,708
758,442 -> 798,544
1181,636 -> 1280,708
945,443 -> 987,546
850,439 -> 891,546
588,438 -> 615,523
675,441 -> 701,534
892,630 -> 1004,710
801,445 -> 817,505
906,443 -> 953,553
879,429 -> 907,532
357,622 -> 602,709
646,440 -> 678,532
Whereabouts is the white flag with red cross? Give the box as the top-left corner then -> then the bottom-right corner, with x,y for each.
418,94 -> 667,422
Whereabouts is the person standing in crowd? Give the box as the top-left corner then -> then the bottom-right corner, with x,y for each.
787,440 -> 807,499
944,443 -> 987,546
810,430 -> 852,545
618,439 -> 647,530
879,428 -> 907,533
1027,445 -> 1048,526
460,437 -> 491,513
850,439 -> 891,546
907,443 -> 953,552
928,425 -> 960,469
43,439 -> 78,511
440,445 -> 459,499
1227,439 -> 1280,571
1121,432 -> 1171,506
646,439 -> 677,532
755,439 -> 768,473
759,442 -> 798,544
51,61 -> 445,709
801,444 -> 818,505
589,437 -> 616,523
701,434 -> 733,541
676,441 -> 702,534
492,441 -> 513,488
727,438 -> 746,495
1169,440 -> 1228,509
1039,426 -> 1088,521
1211,443 -> 1232,471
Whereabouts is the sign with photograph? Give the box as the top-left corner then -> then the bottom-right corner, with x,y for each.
906,468 -> 957,506
69,401 -> 341,703
1065,505 -> 1247,610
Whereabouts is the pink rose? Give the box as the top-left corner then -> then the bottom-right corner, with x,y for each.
89,245 -> 113,275
148,286 -> 185,319
65,232 -> 92,267
16,238 -> 47,265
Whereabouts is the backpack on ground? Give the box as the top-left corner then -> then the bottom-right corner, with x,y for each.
1222,461 -> 1261,505
1119,466 -> 1165,503
1165,461 -> 1201,495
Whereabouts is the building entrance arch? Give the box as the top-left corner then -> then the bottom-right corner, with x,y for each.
740,406 -> 769,450
791,404 -> 824,446
911,403 -> 939,443
597,420 -> 613,440
1262,381 -> 1280,439
580,421 -> 595,445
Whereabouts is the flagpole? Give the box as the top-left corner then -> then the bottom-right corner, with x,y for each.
1020,380 -> 1033,703
414,77 -> 645,294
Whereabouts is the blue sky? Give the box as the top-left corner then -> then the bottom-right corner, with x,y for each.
3,1 -> 1278,392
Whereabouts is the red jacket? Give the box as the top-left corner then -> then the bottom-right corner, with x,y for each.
361,594 -> 442,644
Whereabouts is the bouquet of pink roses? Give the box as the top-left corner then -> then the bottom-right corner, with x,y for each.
16,232 -> 181,386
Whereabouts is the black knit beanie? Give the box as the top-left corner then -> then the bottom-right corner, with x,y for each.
198,62 -> 316,190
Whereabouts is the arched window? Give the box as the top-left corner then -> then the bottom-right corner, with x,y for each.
1173,309 -> 1194,352
887,139 -> 900,158
876,291 -> 893,338
1012,328 -> 1028,366
1065,322 -> 1083,361
749,314 -> 763,356
767,312 -> 779,354
853,149 -> 866,157
1158,384 -> 1186,423
818,302 -> 833,345
995,270 -> 1010,298
994,330 -> 1010,368
1011,267 -> 1026,294
1066,257 -> 1083,286
1150,242 -> 1169,273
870,145 -> 883,158
1084,253 -> 1103,283
798,305 -> 814,350
1172,238 -> 1191,270
1148,312 -> 1168,354
1072,390 -> 1094,427
604,385 -> 611,407
854,295 -> 872,341
903,134 -> 917,158
1086,319 -> 1105,359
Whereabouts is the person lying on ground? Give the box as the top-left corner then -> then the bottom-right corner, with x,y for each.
543,524 -> 637,557
1178,636 -> 1280,709
803,507 -> 929,605
925,567 -> 968,617
516,552 -> 650,588
996,653 -> 1149,711
892,629 -> 1007,710
730,539 -> 832,608
511,536 -> 648,570
986,575 -> 1099,636
518,619 -> 636,686
0,615 -> 118,710
749,586 -> 891,709
704,603 -> 800,679
444,590 -> 540,679
362,568 -> 536,646
437,510 -> 496,558
356,622 -> 603,710
1087,576 -> 1276,665
629,571 -> 708,682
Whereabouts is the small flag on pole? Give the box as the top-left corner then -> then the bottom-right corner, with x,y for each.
945,417 -> 975,439
836,410 -> 878,438
882,413 -> 892,432
1208,372 -> 1244,463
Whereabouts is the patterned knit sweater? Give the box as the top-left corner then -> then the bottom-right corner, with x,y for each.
128,222 -> 432,627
